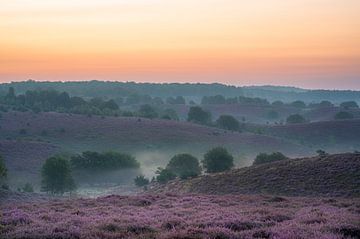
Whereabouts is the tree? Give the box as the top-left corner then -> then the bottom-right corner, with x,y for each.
166,154 -> 201,179
334,111 -> 354,120
41,156 -> 76,194
340,101 -> 359,109
187,106 -> 212,125
286,114 -> 306,124
202,147 -> 234,173
290,100 -> 306,108
216,115 -> 240,131
0,155 -> 7,184
138,104 -> 158,119
155,168 -> 176,183
252,152 -> 288,165
272,101 -> 284,107
134,175 -> 150,187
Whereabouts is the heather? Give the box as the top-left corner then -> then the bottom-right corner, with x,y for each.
1,193 -> 359,239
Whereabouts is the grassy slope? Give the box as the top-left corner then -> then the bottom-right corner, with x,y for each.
150,153 -> 360,197
0,111 -> 306,156
263,119 -> 360,152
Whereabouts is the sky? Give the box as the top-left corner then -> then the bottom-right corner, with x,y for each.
0,0 -> 359,89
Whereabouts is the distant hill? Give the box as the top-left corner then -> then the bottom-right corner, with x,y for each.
1,81 -> 360,103
150,153 -> 360,197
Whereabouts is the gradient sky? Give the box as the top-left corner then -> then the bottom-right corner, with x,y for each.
1,0 -> 359,89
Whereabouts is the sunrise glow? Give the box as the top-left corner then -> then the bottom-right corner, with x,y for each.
1,0 -> 359,89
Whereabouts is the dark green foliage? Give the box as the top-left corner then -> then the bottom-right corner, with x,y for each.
253,152 -> 288,165
187,106 -> 212,125
41,156 -> 76,194
166,96 -> 186,104
238,96 -> 269,106
134,175 -> 150,187
335,111 -> 354,120
161,108 -> 179,120
202,95 -> 226,104
0,155 -> 7,179
155,168 -> 176,183
22,183 -> 34,192
309,101 -> 333,108
138,104 -> 158,119
0,88 -> 121,117
290,100 -> 306,108
272,101 -> 284,107
286,114 -> 306,124
340,101 -> 359,109
202,147 -> 234,173
316,150 -> 328,157
71,151 -> 139,170
166,154 -> 201,179
216,115 -> 240,131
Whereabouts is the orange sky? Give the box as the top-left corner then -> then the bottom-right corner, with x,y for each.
0,0 -> 359,89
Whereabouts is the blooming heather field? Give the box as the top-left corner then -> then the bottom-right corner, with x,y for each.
1,194 -> 359,239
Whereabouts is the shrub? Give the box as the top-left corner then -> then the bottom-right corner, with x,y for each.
0,155 -> 7,184
286,114 -> 306,124
340,101 -> 359,109
166,154 -> 201,179
155,168 -> 176,183
216,115 -> 240,131
202,147 -> 234,173
316,149 -> 328,157
334,111 -> 354,120
290,100 -> 306,108
187,106 -> 212,125
253,152 -> 288,165
138,104 -> 158,119
41,156 -> 76,194
272,101 -> 284,107
71,151 -> 139,170
134,175 -> 150,187
22,183 -> 34,192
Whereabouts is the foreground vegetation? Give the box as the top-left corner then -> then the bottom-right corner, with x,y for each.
1,193 -> 359,239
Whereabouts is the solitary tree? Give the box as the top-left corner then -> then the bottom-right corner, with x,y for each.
286,114 -> 306,124
166,154 -> 201,179
0,155 -> 7,186
41,156 -> 76,194
187,106 -> 212,125
202,147 -> 234,173
138,104 -> 158,119
334,111 -> 354,120
216,115 -> 240,131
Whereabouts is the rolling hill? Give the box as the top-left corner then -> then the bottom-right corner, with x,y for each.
150,153 -> 360,197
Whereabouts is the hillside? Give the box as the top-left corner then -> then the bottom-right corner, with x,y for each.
150,153 -> 360,197
0,111 -> 306,156
263,119 -> 360,152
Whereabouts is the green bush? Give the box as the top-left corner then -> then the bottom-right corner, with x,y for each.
0,155 -> 7,185
187,106 -> 212,125
71,151 -> 139,170
286,114 -> 306,124
22,183 -> 34,192
155,168 -> 176,183
202,147 -> 234,173
166,154 -> 201,179
138,104 -> 158,119
134,175 -> 150,187
334,111 -> 354,120
216,115 -> 240,131
253,152 -> 288,165
340,101 -> 358,109
41,156 -> 76,194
